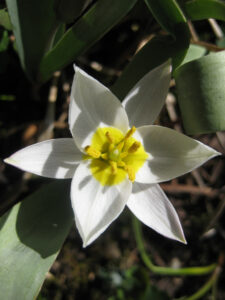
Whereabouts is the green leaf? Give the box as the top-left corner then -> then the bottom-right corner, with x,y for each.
112,34 -> 187,100
0,8 -> 12,30
174,51 -> 225,134
113,0 -> 190,100
181,44 -> 206,65
6,0 -> 60,80
184,0 -> 225,21
39,0 -> 138,83
144,0 -> 187,36
0,180 -> 73,300
54,0 -> 92,23
52,23 -> 66,47
217,36 -> 225,48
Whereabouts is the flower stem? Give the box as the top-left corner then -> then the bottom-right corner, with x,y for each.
182,266 -> 221,300
132,217 -> 216,276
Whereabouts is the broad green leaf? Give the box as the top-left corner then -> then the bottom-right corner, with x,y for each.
174,51 -> 225,134
185,0 -> 225,21
6,0 -> 60,80
0,8 -> 12,30
217,36 -> 225,48
0,180 -> 73,300
54,0 -> 92,23
181,44 -> 206,65
144,0 -> 187,36
39,0 -> 138,83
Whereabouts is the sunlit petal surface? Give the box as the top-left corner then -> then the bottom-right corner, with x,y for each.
4,139 -> 81,178
71,161 -> 132,247
69,66 -> 129,150
123,60 -> 171,127
135,125 -> 220,183
127,183 -> 186,243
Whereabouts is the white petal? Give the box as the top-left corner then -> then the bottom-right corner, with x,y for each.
123,60 -> 171,127
135,125 -> 220,183
127,183 -> 186,243
69,66 -> 129,150
4,139 -> 81,178
71,161 -> 132,247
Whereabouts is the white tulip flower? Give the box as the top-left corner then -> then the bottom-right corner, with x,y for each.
4,61 -> 220,247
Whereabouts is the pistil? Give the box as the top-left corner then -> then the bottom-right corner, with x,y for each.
84,126 -> 147,185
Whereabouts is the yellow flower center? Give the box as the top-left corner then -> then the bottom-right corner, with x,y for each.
83,126 -> 148,186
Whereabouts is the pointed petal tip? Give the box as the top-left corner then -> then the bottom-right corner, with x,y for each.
215,150 -> 222,157
207,148 -> 222,160
167,229 -> 187,245
82,240 -> 92,248
171,231 -> 187,245
73,64 -> 79,72
82,241 -> 88,248
179,235 -> 187,245
4,157 -> 15,166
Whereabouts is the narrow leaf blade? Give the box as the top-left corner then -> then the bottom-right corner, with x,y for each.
6,0 -> 59,80
39,0 -> 138,82
112,0 -> 190,100
185,0 -> 225,21
144,0 -> 187,35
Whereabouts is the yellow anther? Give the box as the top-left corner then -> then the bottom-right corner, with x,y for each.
84,146 -> 101,158
125,165 -> 135,182
117,161 -> 125,167
109,161 -> 117,175
105,131 -> 114,144
120,152 -> 128,159
101,153 -> 108,160
125,126 -> 136,139
128,141 -> 141,153
117,141 -> 124,152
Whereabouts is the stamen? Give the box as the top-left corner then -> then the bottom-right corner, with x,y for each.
117,161 -> 125,167
120,152 -> 128,159
125,165 -> 135,182
125,126 -> 136,139
105,131 -> 114,144
101,153 -> 108,160
117,141 -> 124,152
128,141 -> 141,153
109,161 -> 117,174
84,146 -> 101,158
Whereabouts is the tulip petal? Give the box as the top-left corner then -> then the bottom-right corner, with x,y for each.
71,161 -> 132,247
4,139 -> 81,178
135,125 -> 220,183
69,67 -> 129,150
123,60 -> 171,127
127,183 -> 186,243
